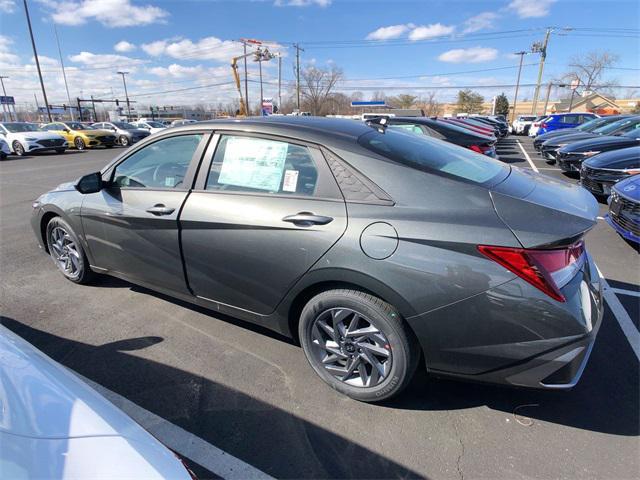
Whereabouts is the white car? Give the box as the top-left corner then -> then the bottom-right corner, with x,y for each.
0,122 -> 68,156
0,136 -> 10,159
528,116 -> 549,137
0,324 -> 194,479
131,120 -> 167,134
170,119 -> 198,127
511,115 -> 537,135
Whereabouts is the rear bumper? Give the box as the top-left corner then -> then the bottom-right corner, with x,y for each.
407,252 -> 604,390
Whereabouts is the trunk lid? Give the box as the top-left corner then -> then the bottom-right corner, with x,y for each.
490,167 -> 598,248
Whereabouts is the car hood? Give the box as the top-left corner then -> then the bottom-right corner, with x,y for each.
559,135 -> 640,153
613,175 -> 640,201
8,131 -> 64,140
542,132 -> 599,147
0,325 -> 147,439
584,146 -> 640,170
490,167 -> 598,248
535,128 -> 579,142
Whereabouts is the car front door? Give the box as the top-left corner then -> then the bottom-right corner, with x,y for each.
180,133 -> 347,315
81,132 -> 209,294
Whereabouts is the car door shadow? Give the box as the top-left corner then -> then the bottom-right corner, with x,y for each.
1,316 -> 424,480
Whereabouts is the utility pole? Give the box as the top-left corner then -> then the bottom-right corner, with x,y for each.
23,0 -> 52,122
90,95 -> 97,122
293,43 -> 304,111
33,93 -> 40,121
278,53 -> 282,112
511,51 -> 527,123
54,25 -> 74,120
530,28 -> 552,115
258,54 -> 264,115
0,76 -> 10,121
117,71 -> 131,119
242,41 -> 249,115
542,82 -> 554,115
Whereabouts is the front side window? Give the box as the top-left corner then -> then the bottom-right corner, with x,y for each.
205,135 -> 319,196
358,128 -> 508,186
113,134 -> 202,189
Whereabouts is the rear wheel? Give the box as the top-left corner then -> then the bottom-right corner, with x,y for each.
299,289 -> 419,402
45,217 -> 94,284
74,137 -> 86,150
12,141 -> 25,156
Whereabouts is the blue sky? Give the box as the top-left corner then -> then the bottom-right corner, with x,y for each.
0,0 -> 638,108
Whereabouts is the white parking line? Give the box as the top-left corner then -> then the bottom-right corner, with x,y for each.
611,288 -> 640,298
596,266 -> 640,362
516,140 -> 539,172
75,373 -> 274,480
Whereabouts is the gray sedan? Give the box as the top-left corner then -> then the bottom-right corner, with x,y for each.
30,117 -> 603,402
92,121 -> 150,147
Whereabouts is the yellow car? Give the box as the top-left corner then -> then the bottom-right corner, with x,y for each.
42,122 -> 116,150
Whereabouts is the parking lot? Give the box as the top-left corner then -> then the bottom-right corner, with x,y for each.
0,136 -> 638,479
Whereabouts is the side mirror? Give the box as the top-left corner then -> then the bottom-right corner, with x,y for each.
63,128 -> 70,133
75,172 -> 103,194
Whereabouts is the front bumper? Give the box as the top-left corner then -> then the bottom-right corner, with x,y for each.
24,140 -> 68,152
558,156 -> 583,172
407,252 -> 603,390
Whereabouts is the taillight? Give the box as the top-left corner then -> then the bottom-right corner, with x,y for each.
469,145 -> 483,153
540,123 -> 548,128
477,242 -> 585,302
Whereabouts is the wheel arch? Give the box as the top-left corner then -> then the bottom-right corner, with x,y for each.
279,268 -> 418,344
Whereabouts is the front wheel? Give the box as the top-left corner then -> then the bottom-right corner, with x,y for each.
74,137 -> 86,150
45,217 -> 94,284
299,289 -> 419,402
119,135 -> 130,147
12,141 -> 25,156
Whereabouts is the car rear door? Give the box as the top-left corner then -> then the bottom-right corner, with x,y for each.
180,133 -> 347,315
81,131 -> 209,294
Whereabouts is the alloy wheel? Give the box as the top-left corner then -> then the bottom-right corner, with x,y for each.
12,141 -> 25,156
120,135 -> 129,146
48,225 -> 82,279
74,138 -> 85,150
310,308 -> 392,388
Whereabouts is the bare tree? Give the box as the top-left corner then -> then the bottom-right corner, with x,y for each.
564,51 -> 619,92
300,65 -> 344,115
418,91 -> 442,116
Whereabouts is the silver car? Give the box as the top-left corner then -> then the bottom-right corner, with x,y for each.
92,121 -> 151,147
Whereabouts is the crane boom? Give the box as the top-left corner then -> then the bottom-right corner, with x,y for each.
231,51 -> 256,117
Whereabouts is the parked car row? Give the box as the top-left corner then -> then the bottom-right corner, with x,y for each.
530,114 -> 640,245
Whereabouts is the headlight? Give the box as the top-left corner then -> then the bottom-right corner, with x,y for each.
581,151 -> 601,157
623,168 -> 640,175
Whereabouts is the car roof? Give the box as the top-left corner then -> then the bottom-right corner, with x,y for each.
172,116 -> 374,144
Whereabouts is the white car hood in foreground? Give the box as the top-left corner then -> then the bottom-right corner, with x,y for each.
0,325 -> 190,479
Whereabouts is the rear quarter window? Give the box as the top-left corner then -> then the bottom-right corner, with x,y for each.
357,128 -> 508,186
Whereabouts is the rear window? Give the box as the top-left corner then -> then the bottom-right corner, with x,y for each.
357,128 -> 508,186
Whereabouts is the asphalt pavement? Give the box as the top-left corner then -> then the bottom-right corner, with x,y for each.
1,137 -> 638,479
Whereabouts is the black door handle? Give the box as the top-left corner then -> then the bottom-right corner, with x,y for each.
282,212 -> 334,226
146,204 -> 175,216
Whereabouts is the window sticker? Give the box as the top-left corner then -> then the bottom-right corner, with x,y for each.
165,176 -> 175,187
282,169 -> 299,192
218,137 -> 288,191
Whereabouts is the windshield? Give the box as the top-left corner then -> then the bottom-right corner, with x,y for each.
594,117 -> 640,135
518,116 -> 536,121
113,122 -> 136,130
577,117 -> 610,132
67,122 -> 93,130
146,121 -> 164,128
358,128 -> 507,185
1,122 -> 40,133
622,127 -> 640,138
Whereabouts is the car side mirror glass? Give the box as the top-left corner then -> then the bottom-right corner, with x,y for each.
76,172 -> 103,194
64,128 -> 70,133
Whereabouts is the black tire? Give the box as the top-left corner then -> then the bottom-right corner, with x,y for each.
0,152 -> 6,160
12,141 -> 25,156
45,216 -> 95,284
299,289 -> 419,402
55,148 -> 66,154
119,135 -> 130,147
74,137 -> 86,150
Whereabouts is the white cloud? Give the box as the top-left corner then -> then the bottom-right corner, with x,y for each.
438,47 -> 499,63
274,0 -> 331,6
69,51 -> 146,68
0,0 -> 16,13
366,24 -> 413,41
507,0 -> 556,18
114,40 -> 136,53
39,0 -> 169,27
408,23 -> 455,41
149,64 -> 204,78
462,12 -> 499,33
0,35 -> 20,64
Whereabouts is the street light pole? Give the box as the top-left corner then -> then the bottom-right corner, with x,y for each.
278,53 -> 282,113
54,25 -> 74,120
117,71 -> 131,119
511,51 -> 527,123
23,0 -> 52,122
258,54 -> 263,115
0,76 -> 11,121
